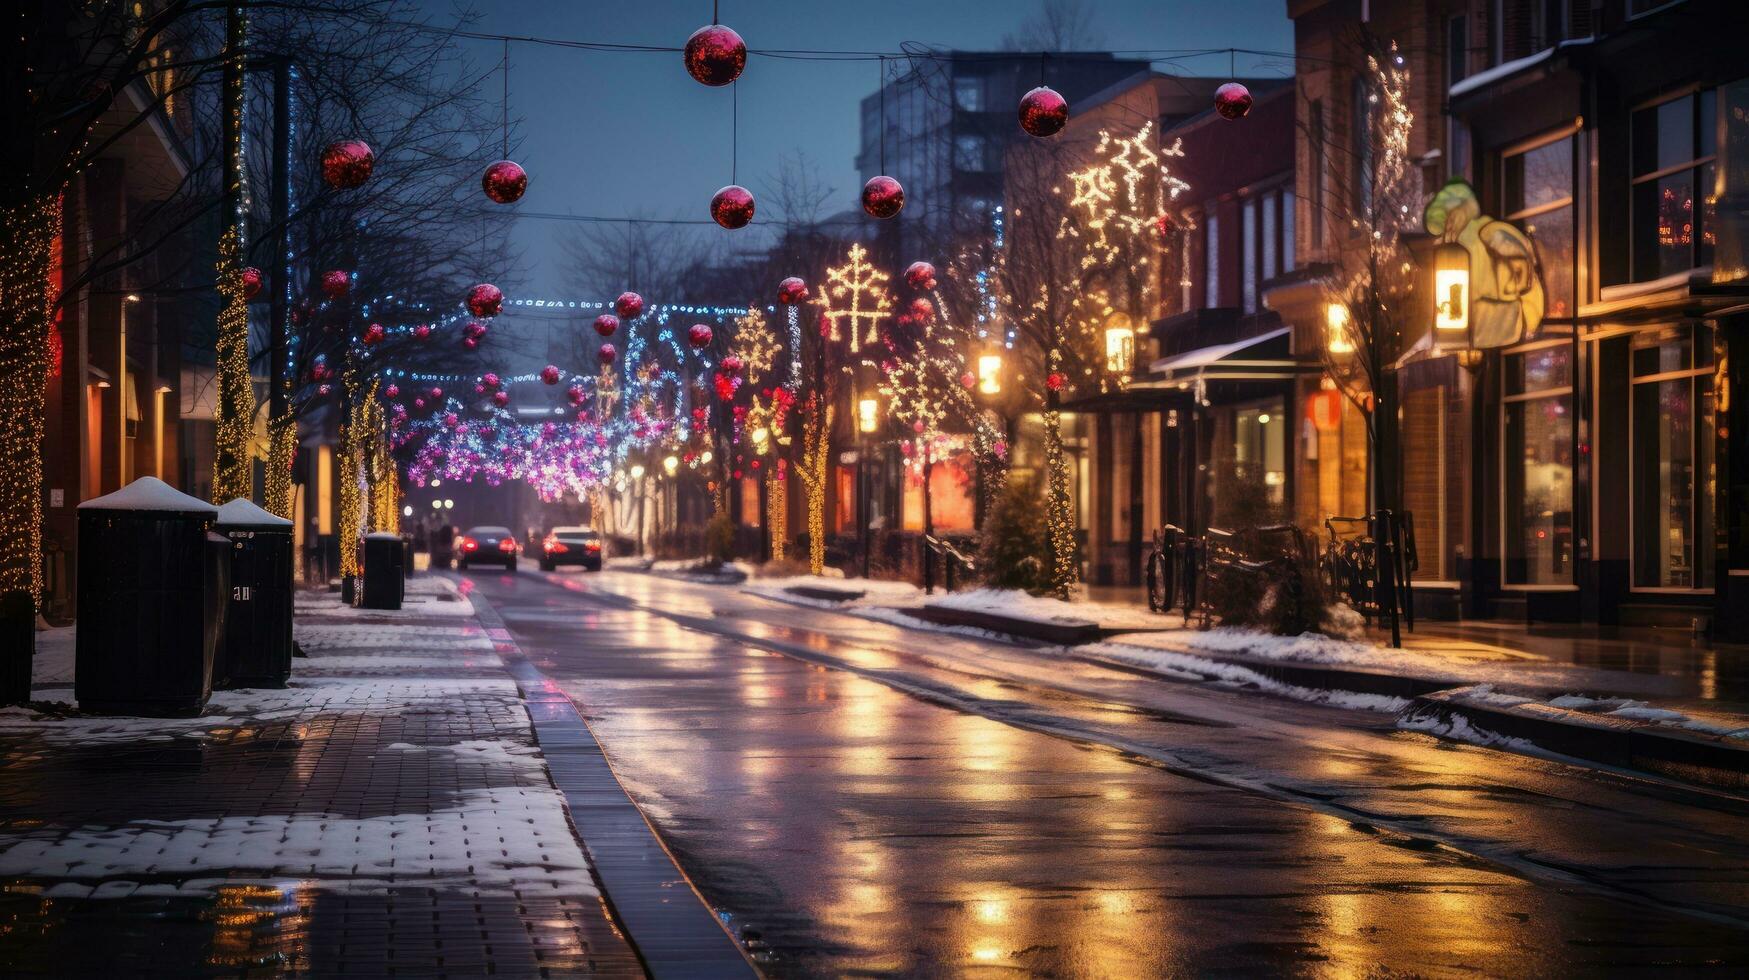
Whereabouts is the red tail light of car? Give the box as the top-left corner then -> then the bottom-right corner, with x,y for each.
498,538 -> 517,554
585,541 -> 601,552
460,537 -> 479,552
544,537 -> 568,554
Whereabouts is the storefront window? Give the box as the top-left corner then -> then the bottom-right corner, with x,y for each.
1204,395 -> 1287,528
1631,324 -> 1716,589
1632,90 -> 1717,281
1505,134 -> 1575,317
1503,345 -> 1574,585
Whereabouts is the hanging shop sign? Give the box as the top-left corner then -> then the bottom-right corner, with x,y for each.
1422,179 -> 1545,350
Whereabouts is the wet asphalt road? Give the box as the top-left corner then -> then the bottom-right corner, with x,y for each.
457,567 -> 1749,977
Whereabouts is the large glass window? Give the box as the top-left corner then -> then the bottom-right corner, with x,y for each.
1631,324 -> 1716,589
1632,90 -> 1717,281
954,134 -> 986,172
953,75 -> 984,111
1505,133 -> 1575,317
1241,198 -> 1258,312
1204,211 -> 1220,308
1503,345 -> 1574,585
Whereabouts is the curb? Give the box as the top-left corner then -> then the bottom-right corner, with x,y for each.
906,604 -> 1102,646
1096,640 -> 1468,702
1401,687 -> 1749,791
782,584 -> 865,603
468,589 -> 760,979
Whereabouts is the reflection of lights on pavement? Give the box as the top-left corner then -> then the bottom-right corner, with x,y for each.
972,945 -> 1003,961
975,899 -> 1007,923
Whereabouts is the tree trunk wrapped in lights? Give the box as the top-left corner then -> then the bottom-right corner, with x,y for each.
795,398 -> 834,575
767,462 -> 788,561
0,195 -> 59,603
1042,408 -> 1077,599
212,2 -> 255,503
264,415 -> 298,521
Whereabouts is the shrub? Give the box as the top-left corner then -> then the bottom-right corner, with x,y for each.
704,512 -> 735,566
977,473 -> 1053,594
1200,527 -> 1331,636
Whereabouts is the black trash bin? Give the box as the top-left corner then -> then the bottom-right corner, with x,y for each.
361,533 -> 405,610
75,477 -> 222,716
214,499 -> 295,689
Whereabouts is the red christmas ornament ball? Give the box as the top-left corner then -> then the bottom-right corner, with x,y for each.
363,323 -> 385,345
541,364 -> 561,385
467,283 -> 503,317
483,372 -> 500,388
1047,371 -> 1067,391
567,385 -> 585,406
321,139 -> 375,189
318,383 -> 332,396
904,261 -> 937,291
1214,82 -> 1253,120
862,175 -> 905,219
960,371 -> 976,389
321,270 -> 350,299
239,266 -> 264,300
493,391 -> 510,408
413,323 -> 432,341
463,321 -> 487,340
904,296 -> 935,324
710,185 -> 755,229
777,277 -> 808,304
615,291 -> 644,319
688,323 -> 713,349
593,313 -> 619,337
598,343 -> 617,365
385,384 -> 400,399
444,412 -> 459,428
429,387 -> 443,400
461,337 -> 479,351
1018,85 -> 1069,138
683,24 -> 746,87
720,354 -> 744,375
1155,212 -> 1175,240
482,160 -> 528,204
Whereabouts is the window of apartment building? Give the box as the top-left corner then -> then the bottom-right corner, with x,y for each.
1447,15 -> 1469,87
1504,131 -> 1576,316
1352,77 -> 1375,218
1631,323 -> 1716,590
1205,211 -> 1220,308
954,75 -> 984,111
1237,189 -> 1295,314
1502,342 -> 1575,585
1242,198 -> 1258,313
1631,89 -> 1716,281
954,134 -> 986,172
1308,100 -> 1326,249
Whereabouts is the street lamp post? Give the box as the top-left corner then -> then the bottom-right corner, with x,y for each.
858,396 -> 879,578
630,463 -> 646,556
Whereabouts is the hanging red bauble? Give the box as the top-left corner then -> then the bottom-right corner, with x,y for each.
318,383 -> 332,396
598,343 -> 617,365
615,291 -> 644,319
1214,82 -> 1253,120
777,277 -> 808,304
385,384 -> 400,399
363,323 -> 385,345
904,261 -> 937,290
593,313 -> 619,337
429,386 -> 443,400
474,382 -> 486,395
960,371 -> 976,389
493,391 -> 510,408
567,384 -> 585,406
1018,86 -> 1069,138
444,412 -> 460,429
414,323 -> 432,341
467,283 -> 503,317
902,296 -> 935,325
721,354 -> 744,375
862,175 -> 905,219
541,364 -> 561,385
1155,212 -> 1175,240
321,139 -> 375,189
688,323 -> 713,349
710,185 -> 755,229
463,321 -> 488,341
483,372 -> 500,388
239,266 -> 264,300
482,160 -> 528,204
414,397 -> 426,410
683,24 -> 746,86
321,270 -> 350,299
1047,371 -> 1066,391
462,336 -> 479,351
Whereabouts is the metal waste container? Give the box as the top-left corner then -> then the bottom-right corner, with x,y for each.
361,532 -> 405,609
75,477 -> 221,716
215,499 -> 294,689
0,590 -> 31,705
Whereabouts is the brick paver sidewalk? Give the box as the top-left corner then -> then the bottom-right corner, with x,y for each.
0,577 -> 642,977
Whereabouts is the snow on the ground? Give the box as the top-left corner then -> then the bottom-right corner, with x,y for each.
644,557 -> 754,582
295,574 -> 476,618
0,784 -> 597,899
1081,642 -> 1413,714
928,588 -> 1169,630
743,574 -> 924,609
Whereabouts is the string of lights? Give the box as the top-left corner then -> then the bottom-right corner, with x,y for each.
0,193 -> 60,602
211,4 -> 256,503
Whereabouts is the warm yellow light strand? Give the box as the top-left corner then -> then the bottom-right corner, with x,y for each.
0,194 -> 60,603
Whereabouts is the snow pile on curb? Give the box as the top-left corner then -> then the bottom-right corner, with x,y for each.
928,588 -> 1168,630
1084,641 -> 1412,714
744,574 -> 924,608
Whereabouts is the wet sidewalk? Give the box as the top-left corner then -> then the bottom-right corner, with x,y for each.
0,577 -> 643,977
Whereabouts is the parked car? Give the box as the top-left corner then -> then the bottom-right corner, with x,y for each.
457,525 -> 519,571
539,526 -> 604,571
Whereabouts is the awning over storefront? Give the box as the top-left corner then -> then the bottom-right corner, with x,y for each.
1147,326 -> 1311,384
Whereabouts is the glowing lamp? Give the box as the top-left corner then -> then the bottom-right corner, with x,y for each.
1433,242 -> 1470,344
663,455 -> 679,476
1104,313 -> 1135,374
1326,303 -> 1355,356
977,354 -> 1003,395
630,464 -> 645,480
858,397 -> 879,434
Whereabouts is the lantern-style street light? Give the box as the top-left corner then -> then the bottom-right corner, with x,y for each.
856,395 -> 881,578
1104,312 -> 1135,375
1325,302 -> 1356,356
662,454 -> 679,476
857,397 -> 880,434
1432,241 -> 1471,347
977,353 -> 1003,395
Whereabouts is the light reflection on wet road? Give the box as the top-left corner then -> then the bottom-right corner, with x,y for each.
461,569 -> 1749,976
